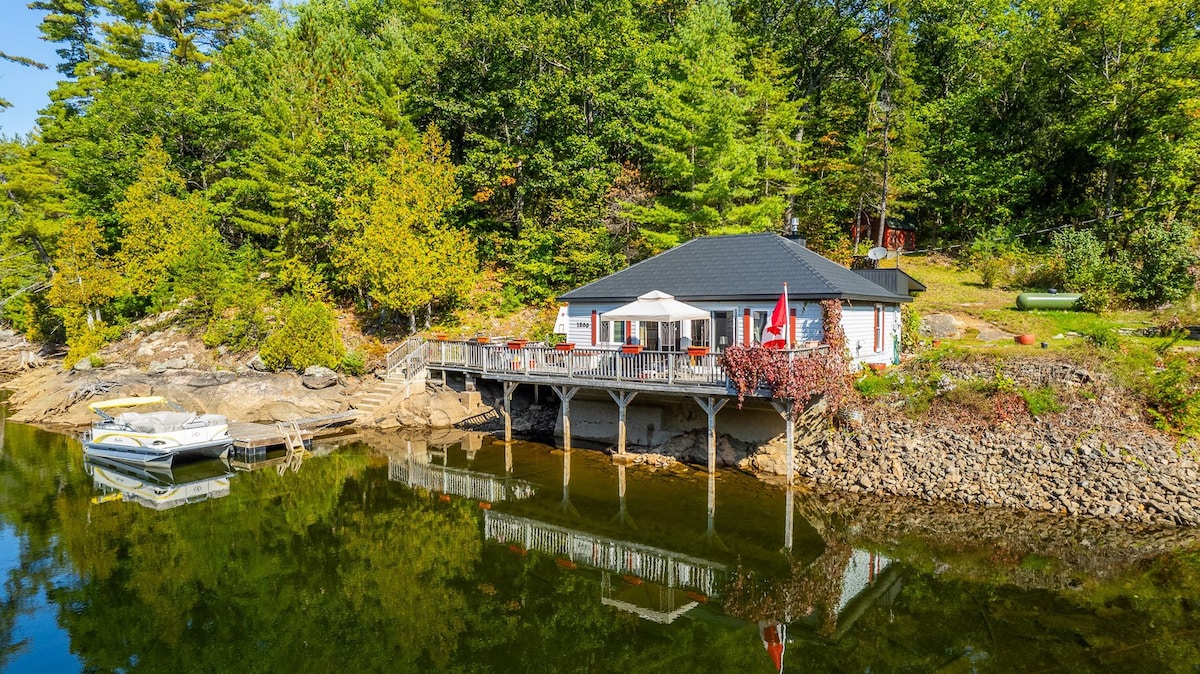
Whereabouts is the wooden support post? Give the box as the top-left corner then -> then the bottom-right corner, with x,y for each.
692,396 -> 728,477
784,486 -> 795,553
504,441 -> 513,474
606,390 -> 638,455
771,399 -> 796,485
551,386 -> 579,454
502,381 -> 519,443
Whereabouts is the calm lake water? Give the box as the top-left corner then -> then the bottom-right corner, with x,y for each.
1,414 -> 1198,673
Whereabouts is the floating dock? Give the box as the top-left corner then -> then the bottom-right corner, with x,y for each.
227,411 -> 361,450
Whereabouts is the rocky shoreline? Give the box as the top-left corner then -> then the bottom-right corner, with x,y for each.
2,328 -> 1197,528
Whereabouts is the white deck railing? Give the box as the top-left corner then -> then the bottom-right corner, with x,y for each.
417,340 -> 827,390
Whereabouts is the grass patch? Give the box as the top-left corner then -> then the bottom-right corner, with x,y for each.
1020,386 -> 1065,416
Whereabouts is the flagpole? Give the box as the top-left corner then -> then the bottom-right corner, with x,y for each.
783,282 -> 790,349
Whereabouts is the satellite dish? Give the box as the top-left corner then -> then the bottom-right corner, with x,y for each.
867,247 -> 888,261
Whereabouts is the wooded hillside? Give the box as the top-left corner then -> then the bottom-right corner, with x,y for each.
2,0 -> 1198,366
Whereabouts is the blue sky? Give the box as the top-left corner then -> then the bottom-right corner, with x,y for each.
0,3 -> 65,138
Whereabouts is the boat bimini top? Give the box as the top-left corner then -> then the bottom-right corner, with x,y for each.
87,396 -> 184,422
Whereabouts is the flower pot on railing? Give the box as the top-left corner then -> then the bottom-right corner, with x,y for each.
434,333 -> 448,341
475,336 -> 490,344
554,343 -> 575,352
686,346 -> 709,357
507,339 -> 529,350
1014,334 -> 1035,345
621,344 -> 643,354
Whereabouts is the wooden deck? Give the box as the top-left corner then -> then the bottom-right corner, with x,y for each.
417,340 -> 827,396
228,411 -> 361,449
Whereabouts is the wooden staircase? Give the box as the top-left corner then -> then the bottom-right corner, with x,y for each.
352,338 -> 432,425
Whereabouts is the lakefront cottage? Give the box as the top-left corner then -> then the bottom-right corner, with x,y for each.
557,232 -> 915,367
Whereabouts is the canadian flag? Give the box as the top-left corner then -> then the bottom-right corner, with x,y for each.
760,284 -> 789,349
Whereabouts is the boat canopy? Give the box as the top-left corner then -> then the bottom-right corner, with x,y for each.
87,396 -> 171,413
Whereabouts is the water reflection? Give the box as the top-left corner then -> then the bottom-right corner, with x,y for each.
3,417 -> 1200,673
85,456 -> 233,510
381,430 -> 898,646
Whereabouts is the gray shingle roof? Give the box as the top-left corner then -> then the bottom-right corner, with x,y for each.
558,233 -> 913,304
852,268 -> 927,296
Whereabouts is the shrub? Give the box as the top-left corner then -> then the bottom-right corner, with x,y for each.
1146,356 -> 1200,439
855,372 -> 898,397
259,296 -> 346,371
1081,327 -> 1121,350
340,349 -> 366,376
900,304 -> 921,353
1127,221 -> 1197,307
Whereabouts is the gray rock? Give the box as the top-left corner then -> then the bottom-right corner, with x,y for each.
72,358 -> 93,372
147,361 -> 167,375
246,355 -> 269,372
302,366 -> 339,390
921,313 -> 964,339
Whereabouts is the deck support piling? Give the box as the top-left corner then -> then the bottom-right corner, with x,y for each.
692,396 -> 728,476
551,386 -> 579,454
770,400 -> 796,485
501,382 -> 519,442
606,390 -> 638,455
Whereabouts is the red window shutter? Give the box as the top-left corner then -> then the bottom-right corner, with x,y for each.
874,305 -> 883,352
742,308 -> 751,346
789,308 -> 797,346
591,311 -> 598,346
625,321 -> 632,342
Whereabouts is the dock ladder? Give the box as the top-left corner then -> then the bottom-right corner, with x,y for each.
275,420 -> 307,474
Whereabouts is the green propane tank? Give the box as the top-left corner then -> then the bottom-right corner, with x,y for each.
1016,293 -> 1083,311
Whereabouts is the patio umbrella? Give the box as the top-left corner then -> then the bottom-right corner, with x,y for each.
599,290 -> 710,322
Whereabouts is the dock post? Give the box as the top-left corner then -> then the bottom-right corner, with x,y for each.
606,390 -> 638,455
771,400 -> 796,485
502,381 -> 519,443
692,396 -> 728,476
551,386 -> 579,454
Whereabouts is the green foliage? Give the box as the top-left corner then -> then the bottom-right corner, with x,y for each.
340,349 -> 366,376
1019,386 -> 1064,416
900,304 -> 922,352
1146,355 -> 1200,439
259,296 -> 345,371
1081,328 -> 1121,350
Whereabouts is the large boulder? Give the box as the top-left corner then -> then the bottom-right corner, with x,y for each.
921,313 -> 964,339
302,366 -> 339,390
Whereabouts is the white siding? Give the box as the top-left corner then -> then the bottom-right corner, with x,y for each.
841,303 -> 899,367
567,299 -> 902,366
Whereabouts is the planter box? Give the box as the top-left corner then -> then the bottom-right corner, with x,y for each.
434,333 -> 448,341
868,363 -> 887,372
507,340 -> 529,350
621,344 -> 643,354
554,343 -> 576,352
686,346 -> 710,357
1014,334 -> 1035,345
475,336 -> 490,344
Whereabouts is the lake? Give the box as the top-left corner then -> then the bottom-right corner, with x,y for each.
0,417 -> 1198,672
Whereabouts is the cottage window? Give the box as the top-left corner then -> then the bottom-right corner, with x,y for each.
751,311 -> 769,344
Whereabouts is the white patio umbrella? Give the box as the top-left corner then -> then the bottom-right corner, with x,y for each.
600,290 -> 710,350
600,290 -> 711,322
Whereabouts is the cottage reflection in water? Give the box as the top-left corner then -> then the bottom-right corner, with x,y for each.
381,430 -> 900,662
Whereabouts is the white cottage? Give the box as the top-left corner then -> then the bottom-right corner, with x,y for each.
556,233 -> 917,367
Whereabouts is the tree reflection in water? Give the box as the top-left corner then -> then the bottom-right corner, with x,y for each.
0,421 -> 1199,672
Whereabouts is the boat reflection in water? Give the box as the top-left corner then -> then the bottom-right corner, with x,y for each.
85,455 -> 234,510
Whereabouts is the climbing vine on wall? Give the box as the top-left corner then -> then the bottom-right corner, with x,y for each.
720,299 -> 851,417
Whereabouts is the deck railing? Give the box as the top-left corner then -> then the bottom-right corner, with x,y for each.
418,339 -> 827,391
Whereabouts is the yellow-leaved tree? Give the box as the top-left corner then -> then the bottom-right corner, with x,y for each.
332,126 -> 477,330
47,217 -> 122,367
115,136 -> 213,303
